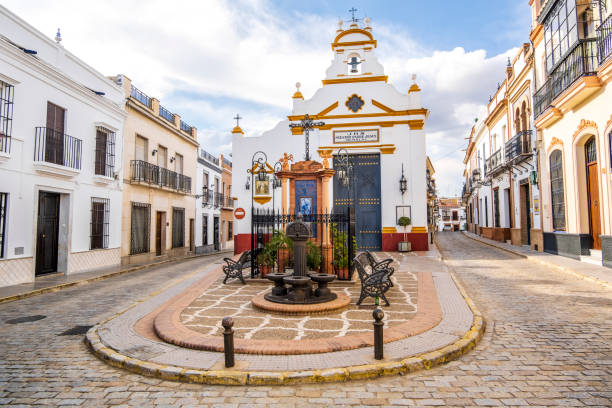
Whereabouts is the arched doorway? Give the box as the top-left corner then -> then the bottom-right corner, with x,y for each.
584,137 -> 601,249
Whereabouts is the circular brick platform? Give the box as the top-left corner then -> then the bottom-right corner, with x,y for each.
251,292 -> 351,315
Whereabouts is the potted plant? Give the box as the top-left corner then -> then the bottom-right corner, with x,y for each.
330,223 -> 356,279
306,241 -> 322,272
397,216 -> 412,252
270,230 -> 292,272
257,248 -> 275,277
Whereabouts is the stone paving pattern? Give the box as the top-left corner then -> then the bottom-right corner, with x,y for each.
1,232 -> 611,406
180,255 -> 417,340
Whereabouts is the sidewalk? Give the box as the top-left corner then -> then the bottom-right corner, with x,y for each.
85,246 -> 485,385
0,250 -> 232,304
462,231 -> 612,288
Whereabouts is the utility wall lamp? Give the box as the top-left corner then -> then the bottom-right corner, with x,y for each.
152,149 -> 158,156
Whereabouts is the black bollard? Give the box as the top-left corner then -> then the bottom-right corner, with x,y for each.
222,317 -> 235,368
373,307 -> 384,360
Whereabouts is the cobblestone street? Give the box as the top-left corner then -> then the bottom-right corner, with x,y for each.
1,233 -> 611,407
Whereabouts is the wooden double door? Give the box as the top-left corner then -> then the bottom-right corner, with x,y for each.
585,137 -> 601,250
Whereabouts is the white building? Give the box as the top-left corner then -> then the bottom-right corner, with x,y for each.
437,198 -> 466,232
0,6 -> 126,287
195,148 -> 222,254
232,17 -> 429,255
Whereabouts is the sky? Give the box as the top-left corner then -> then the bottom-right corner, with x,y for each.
2,0 -> 532,197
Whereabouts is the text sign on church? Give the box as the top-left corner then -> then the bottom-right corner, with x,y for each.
333,129 -> 379,144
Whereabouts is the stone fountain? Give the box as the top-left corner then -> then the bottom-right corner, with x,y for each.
264,214 -> 337,304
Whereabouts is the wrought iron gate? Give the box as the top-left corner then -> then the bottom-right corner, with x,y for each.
250,209 -> 354,280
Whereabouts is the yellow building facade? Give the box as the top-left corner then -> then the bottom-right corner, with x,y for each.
113,75 -> 198,265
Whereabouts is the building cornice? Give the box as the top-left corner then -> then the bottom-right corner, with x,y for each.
126,99 -> 199,147
530,24 -> 544,47
0,39 -> 126,118
485,98 -> 508,128
197,158 -> 222,173
322,75 -> 388,85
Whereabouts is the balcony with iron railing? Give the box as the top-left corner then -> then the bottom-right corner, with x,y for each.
201,188 -> 214,207
180,120 -> 193,134
34,127 -> 82,172
222,157 -> 232,168
130,85 -> 152,108
200,149 -> 220,166
130,160 -> 191,193
219,193 -> 234,209
214,192 -> 221,208
598,12 -> 612,64
159,105 -> 174,123
485,149 -> 504,177
534,38 -> 599,117
505,130 -> 533,165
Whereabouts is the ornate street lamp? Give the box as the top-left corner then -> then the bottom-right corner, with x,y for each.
399,163 -> 407,195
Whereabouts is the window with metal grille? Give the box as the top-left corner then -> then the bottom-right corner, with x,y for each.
130,202 -> 150,254
172,207 -> 185,248
0,80 -> 14,154
228,221 -> 233,241
550,150 -> 566,231
90,198 -> 110,249
202,215 -> 208,246
95,127 -> 116,177
0,193 -> 7,258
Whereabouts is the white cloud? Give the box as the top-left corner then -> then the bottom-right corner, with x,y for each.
2,0 -> 523,196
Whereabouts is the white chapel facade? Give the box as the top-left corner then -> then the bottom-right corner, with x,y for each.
232,18 -> 429,254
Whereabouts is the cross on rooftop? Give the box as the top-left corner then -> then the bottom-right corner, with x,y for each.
234,114 -> 242,127
349,7 -> 359,23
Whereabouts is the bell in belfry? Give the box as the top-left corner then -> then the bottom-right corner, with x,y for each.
349,56 -> 361,73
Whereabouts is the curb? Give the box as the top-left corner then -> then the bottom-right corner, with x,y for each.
0,250 -> 232,305
461,231 -> 611,289
84,256 -> 486,385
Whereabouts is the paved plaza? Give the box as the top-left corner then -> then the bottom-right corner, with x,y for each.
180,258 -> 417,341
1,232 -> 611,406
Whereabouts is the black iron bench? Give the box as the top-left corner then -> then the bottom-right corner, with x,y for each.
364,251 -> 395,285
222,250 -> 252,284
354,252 -> 393,306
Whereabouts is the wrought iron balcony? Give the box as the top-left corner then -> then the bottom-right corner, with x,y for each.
130,160 -> 191,193
0,133 -> 9,155
214,192 -> 221,208
130,85 -> 152,108
34,127 -> 82,170
485,149 -> 504,177
534,39 -> 599,118
598,12 -> 612,64
505,130 -> 533,165
201,188 -> 214,207
219,193 -> 234,209
180,120 -> 192,134
159,105 -> 174,123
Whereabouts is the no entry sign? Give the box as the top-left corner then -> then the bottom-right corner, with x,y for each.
234,207 -> 245,219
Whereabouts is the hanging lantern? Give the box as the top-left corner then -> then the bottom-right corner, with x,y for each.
399,164 -> 407,194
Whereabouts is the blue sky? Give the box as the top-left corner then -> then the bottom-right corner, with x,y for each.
270,1 -> 531,56
3,0 -> 533,196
